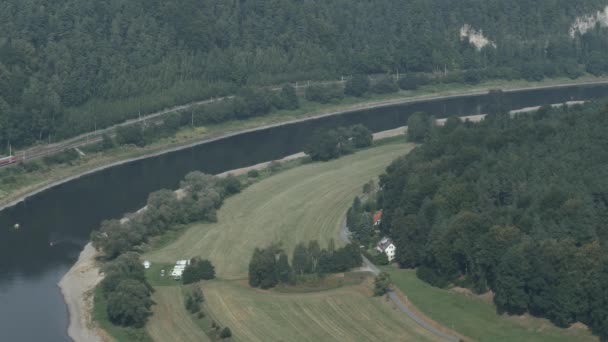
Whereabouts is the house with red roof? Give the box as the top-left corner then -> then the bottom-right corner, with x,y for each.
373,210 -> 383,226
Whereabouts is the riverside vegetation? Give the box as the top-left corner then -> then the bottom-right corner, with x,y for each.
4,0 -> 608,152
376,102 -> 608,339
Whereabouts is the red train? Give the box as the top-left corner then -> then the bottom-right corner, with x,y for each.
0,155 -> 18,167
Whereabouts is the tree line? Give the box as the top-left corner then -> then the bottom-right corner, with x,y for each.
305,124 -> 373,161
3,0 -> 608,151
91,171 -> 241,259
248,240 -> 362,289
379,102 -> 608,339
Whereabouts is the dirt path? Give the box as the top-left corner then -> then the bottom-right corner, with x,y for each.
341,218 -> 461,342
58,243 -> 104,342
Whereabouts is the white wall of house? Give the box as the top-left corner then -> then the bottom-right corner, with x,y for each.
385,244 -> 396,261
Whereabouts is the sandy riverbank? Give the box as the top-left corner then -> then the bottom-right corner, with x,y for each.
58,243 -> 104,342
48,97 -> 588,342
58,128 -> 409,342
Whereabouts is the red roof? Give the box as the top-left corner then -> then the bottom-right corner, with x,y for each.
373,210 -> 383,223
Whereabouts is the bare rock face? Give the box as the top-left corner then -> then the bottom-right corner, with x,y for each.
569,6 -> 608,38
460,24 -> 497,50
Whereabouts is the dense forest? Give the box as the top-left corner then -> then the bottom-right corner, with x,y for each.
3,0 -> 608,150
378,103 -> 608,338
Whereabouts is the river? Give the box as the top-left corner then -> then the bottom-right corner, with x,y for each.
1,84 -> 608,341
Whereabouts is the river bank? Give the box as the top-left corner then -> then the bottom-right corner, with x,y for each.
61,127 -> 410,342
2,78 -> 608,212
58,243 -> 104,342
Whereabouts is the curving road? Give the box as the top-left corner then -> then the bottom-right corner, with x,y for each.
340,218 -> 460,342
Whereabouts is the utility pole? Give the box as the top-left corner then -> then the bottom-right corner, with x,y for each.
191,109 -> 194,128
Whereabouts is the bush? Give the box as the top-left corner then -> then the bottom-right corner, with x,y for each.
115,124 -> 145,146
350,124 -> 373,148
219,175 -> 242,195
22,160 -> 43,172
220,327 -> 232,339
373,272 -> 392,296
106,279 -> 153,327
182,258 -> 216,284
344,74 -> 370,97
305,84 -> 344,103
102,133 -> 115,150
398,74 -> 428,90
373,252 -> 389,265
371,77 -> 399,94
277,85 -> 299,110
407,112 -> 433,143
305,125 -> 371,161
42,149 -> 79,165
464,69 -> 483,84
247,169 -> 260,178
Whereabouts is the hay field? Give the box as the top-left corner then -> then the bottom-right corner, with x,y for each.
202,280 -> 441,342
145,142 -> 413,279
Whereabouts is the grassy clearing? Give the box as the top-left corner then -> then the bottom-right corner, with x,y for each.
272,272 -> 367,294
146,286 -> 213,342
386,268 -> 597,342
144,142 -> 413,279
4,75 -> 607,209
202,279 -> 442,342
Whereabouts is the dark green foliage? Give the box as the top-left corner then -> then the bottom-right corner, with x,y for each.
248,246 -> 279,289
464,70 -> 483,84
345,75 -> 370,97
100,253 -> 153,328
276,252 -> 293,283
220,327 -> 232,339
380,102 -> 608,338
291,243 -> 312,275
372,252 -> 389,266
116,124 -> 145,147
249,241 -> 362,289
102,133 -> 115,150
278,85 -> 300,110
305,85 -> 344,104
182,258 -> 216,284
247,169 -> 260,178
350,124 -> 373,148
106,279 -> 153,328
184,287 -> 204,314
373,272 -> 392,296
3,0 -> 608,151
406,112 -> 433,142
236,88 -> 275,119
371,77 -> 399,94
91,172 -> 233,259
305,125 -> 372,161
218,175 -> 242,196
398,74 -> 428,90
163,112 -> 183,133
42,149 -> 79,165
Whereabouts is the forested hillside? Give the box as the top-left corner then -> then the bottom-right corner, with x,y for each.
2,0 -> 608,150
379,104 -> 608,338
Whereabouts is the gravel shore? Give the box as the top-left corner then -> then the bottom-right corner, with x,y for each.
58,243 -> 103,342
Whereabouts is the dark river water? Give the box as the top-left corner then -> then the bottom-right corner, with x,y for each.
1,84 -> 608,341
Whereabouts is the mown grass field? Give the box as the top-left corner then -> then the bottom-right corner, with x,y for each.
387,268 -> 598,342
146,287 -> 213,342
197,279 -> 441,342
145,142 -> 413,279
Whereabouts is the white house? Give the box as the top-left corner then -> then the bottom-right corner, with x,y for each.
376,237 -> 397,261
